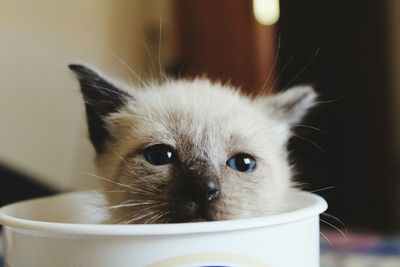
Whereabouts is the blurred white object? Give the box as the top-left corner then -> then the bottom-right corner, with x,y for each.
253,0 -> 280,25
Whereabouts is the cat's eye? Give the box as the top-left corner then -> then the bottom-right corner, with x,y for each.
143,144 -> 176,165
226,153 -> 256,172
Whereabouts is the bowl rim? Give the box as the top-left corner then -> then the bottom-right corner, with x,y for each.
0,190 -> 327,236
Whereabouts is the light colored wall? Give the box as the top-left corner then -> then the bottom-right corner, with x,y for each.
0,0 -> 174,190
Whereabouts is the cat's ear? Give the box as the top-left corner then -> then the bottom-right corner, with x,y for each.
260,85 -> 317,126
69,64 -> 133,153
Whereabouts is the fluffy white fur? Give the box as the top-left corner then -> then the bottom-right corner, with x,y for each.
70,64 -> 316,223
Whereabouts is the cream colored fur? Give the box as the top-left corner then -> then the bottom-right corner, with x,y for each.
71,65 -> 316,223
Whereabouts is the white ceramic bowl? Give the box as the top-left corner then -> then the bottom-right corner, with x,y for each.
0,190 -> 327,267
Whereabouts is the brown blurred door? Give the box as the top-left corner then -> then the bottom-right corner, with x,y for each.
173,0 -> 276,94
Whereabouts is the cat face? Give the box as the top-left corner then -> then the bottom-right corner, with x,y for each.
70,64 -> 316,223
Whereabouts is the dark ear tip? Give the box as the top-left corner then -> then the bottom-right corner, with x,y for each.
68,64 -> 97,78
68,63 -> 83,71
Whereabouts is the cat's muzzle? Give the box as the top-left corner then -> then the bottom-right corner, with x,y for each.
174,176 -> 220,222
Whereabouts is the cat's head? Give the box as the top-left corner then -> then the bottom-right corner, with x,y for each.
70,64 -> 316,223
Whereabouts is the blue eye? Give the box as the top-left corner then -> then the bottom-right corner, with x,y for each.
226,153 -> 256,172
144,144 -> 176,165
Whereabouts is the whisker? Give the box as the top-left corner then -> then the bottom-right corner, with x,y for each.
320,218 -> 348,240
292,181 -> 310,189
108,146 -> 130,168
100,186 -> 162,197
131,187 -> 162,197
108,211 -> 137,224
292,124 -> 327,133
98,190 -> 127,193
141,38 -> 157,81
109,50 -> 146,86
321,213 -> 347,232
133,176 -> 162,188
106,201 -> 168,224
259,34 -> 281,96
145,210 -> 168,224
125,208 -> 163,224
270,55 -> 295,91
84,173 -> 133,189
139,202 -> 168,211
282,48 -> 320,91
314,96 -> 345,105
148,209 -> 169,224
105,201 -> 158,210
109,199 -> 166,211
158,16 -> 164,81
320,231 -> 333,246
292,184 -> 309,192
292,134 -> 328,156
83,82 -> 131,98
310,186 -> 335,193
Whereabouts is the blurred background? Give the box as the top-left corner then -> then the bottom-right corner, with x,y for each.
0,0 -> 399,265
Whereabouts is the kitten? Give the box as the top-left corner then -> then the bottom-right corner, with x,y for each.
69,64 -> 316,224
